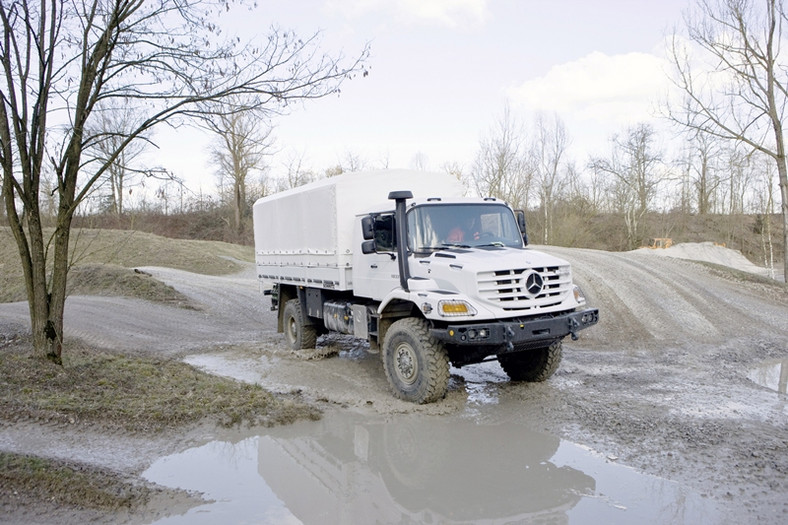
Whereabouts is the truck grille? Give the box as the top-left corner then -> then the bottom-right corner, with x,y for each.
477,265 -> 571,311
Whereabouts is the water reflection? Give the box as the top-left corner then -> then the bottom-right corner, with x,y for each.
257,414 -> 593,524
748,357 -> 788,394
144,410 -> 720,524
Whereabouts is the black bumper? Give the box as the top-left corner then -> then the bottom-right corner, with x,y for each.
430,308 -> 599,350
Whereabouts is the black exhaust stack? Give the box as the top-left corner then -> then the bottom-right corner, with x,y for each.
389,190 -> 413,292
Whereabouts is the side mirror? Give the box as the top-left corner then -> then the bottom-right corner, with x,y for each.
515,210 -> 529,246
361,240 -> 377,254
361,215 -> 374,240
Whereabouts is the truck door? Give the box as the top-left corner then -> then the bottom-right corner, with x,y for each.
356,213 -> 402,300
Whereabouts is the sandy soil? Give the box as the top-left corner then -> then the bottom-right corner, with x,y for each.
1,243 -> 787,522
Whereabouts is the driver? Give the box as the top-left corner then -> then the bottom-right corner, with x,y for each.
446,226 -> 466,243
445,219 -> 481,243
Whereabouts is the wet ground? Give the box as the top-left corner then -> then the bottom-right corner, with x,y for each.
1,244 -> 787,523
142,407 -> 721,524
748,357 -> 788,394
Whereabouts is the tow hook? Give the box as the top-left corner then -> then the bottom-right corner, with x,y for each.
505,326 -> 515,352
569,318 -> 580,341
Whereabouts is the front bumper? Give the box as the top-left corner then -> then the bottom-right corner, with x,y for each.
430,308 -> 599,351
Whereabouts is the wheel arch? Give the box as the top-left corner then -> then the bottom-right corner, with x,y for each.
377,298 -> 422,348
276,284 -> 298,333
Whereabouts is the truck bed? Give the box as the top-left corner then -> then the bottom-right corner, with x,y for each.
253,170 -> 464,291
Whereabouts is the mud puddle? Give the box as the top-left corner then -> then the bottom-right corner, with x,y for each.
143,409 -> 719,524
747,357 -> 788,394
168,349 -> 731,523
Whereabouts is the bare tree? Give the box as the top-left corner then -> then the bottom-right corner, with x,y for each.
753,156 -> 778,277
206,103 -> 274,233
87,104 -> 152,215
0,1 -> 369,363
723,146 -> 751,215
410,151 -> 429,171
339,150 -> 367,173
247,168 -> 272,205
532,113 -> 570,244
667,0 -> 788,281
442,161 -> 465,184
591,124 -> 664,249
471,105 -> 533,209
275,150 -> 317,191
685,131 -> 724,214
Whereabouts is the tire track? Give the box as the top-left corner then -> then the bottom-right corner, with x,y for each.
543,246 -> 788,349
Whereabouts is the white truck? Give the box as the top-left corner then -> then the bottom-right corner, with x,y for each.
253,170 -> 598,403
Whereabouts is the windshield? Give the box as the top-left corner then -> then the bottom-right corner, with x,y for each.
407,203 -> 523,252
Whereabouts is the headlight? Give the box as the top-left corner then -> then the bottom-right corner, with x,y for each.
573,285 -> 587,305
438,299 -> 478,317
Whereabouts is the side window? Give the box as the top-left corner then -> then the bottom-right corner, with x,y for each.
374,214 -> 396,251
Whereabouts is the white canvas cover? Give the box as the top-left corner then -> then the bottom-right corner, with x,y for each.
253,169 -> 464,290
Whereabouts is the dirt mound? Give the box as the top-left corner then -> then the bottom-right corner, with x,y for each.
637,241 -> 780,279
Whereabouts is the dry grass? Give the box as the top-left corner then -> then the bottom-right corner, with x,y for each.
0,341 -> 320,432
0,227 -> 253,303
67,264 -> 194,306
1,452 -> 160,513
0,227 -> 316,431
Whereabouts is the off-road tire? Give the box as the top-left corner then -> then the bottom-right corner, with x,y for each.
498,341 -> 563,382
382,318 -> 449,404
283,299 -> 317,350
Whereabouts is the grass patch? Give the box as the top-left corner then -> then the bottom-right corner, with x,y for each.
0,227 -> 254,303
1,452 -> 161,512
63,228 -> 253,273
66,264 -> 193,306
0,343 -> 321,432
693,260 -> 788,301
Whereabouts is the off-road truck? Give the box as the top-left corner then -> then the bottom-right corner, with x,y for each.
253,170 -> 598,403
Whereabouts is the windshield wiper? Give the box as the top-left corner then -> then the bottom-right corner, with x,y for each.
438,243 -> 471,249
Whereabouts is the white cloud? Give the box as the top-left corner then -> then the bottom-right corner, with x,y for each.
325,0 -> 489,27
508,51 -> 671,127
398,0 -> 488,26
505,50 -> 680,159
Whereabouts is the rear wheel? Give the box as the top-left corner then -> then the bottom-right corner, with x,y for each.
498,341 -> 563,382
282,299 -> 317,350
382,318 -> 449,404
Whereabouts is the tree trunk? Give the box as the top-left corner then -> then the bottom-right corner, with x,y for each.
234,180 -> 243,233
778,159 -> 788,282
6,196 -> 65,364
767,77 -> 788,282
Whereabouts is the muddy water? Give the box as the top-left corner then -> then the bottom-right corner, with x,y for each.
748,357 -> 788,394
144,359 -> 722,524
144,411 -> 719,524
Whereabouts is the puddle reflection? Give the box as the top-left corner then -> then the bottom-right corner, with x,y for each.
748,357 -> 788,394
144,410 -> 720,524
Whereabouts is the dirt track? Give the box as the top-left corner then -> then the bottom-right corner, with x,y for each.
1,245 -> 787,522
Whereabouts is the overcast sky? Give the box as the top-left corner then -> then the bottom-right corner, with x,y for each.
150,0 -> 692,192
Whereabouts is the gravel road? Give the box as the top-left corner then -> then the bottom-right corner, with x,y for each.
1,244 -> 786,522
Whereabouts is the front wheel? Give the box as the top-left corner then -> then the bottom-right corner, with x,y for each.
382,318 -> 449,404
282,299 -> 317,350
498,341 -> 563,382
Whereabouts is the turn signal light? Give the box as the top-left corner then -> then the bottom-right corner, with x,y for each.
573,285 -> 587,305
438,300 -> 477,317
